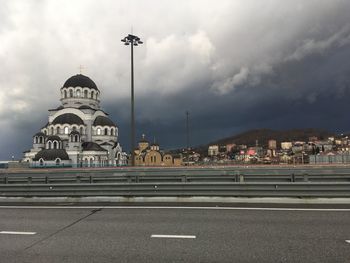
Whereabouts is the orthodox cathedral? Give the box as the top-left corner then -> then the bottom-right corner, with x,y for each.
23,74 -> 127,167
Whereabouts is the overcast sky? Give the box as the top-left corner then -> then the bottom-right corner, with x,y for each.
1,0 -> 350,160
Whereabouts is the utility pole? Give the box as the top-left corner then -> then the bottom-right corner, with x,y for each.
121,34 -> 143,166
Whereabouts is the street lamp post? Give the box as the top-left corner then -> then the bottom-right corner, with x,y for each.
121,34 -> 143,166
186,111 -> 190,166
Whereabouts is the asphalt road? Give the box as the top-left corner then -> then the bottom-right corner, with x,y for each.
1,205 -> 350,262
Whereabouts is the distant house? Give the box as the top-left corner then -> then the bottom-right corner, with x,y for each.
268,140 -> 277,150
208,145 -> 219,156
226,143 -> 236,153
281,142 -> 292,150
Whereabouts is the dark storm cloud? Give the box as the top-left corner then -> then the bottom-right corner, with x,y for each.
1,0 -> 350,159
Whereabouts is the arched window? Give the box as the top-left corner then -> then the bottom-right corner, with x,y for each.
64,90 -> 67,98
39,137 -> 43,143
97,128 -> 101,135
64,127 -> 69,134
75,135 -> 78,142
34,137 -> 38,144
48,141 -> 52,149
84,90 -> 88,98
69,90 -> 73,97
72,126 -> 77,131
53,141 -> 58,149
104,128 -> 108,135
76,90 -> 81,97
51,127 -> 54,135
44,130 -> 47,135
56,127 -> 60,134
80,127 -> 83,134
91,91 -> 94,99
56,159 -> 60,166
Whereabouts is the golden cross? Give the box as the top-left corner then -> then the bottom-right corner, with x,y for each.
78,65 -> 85,74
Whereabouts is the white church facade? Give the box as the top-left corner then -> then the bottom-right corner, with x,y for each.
23,74 -> 127,167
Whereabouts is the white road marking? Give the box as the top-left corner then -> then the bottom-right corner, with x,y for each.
0,231 -> 36,235
345,240 -> 350,244
0,206 -> 349,212
151,234 -> 196,239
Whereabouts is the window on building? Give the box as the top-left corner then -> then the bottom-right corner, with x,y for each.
75,135 -> 78,142
77,90 -> 81,97
97,128 -> 101,135
64,90 -> 67,98
84,90 -> 88,98
104,128 -> 108,135
39,137 -> 43,143
91,91 -> 94,99
51,127 -> 54,135
64,127 -> 69,134
69,90 -> 73,97
40,159 -> 44,166
53,141 -> 58,149
48,141 -> 52,149
56,159 -> 60,166
80,127 -> 83,134
56,127 -> 60,134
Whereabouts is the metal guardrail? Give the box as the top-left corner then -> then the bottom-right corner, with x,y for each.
1,173 -> 350,184
1,169 -> 350,198
0,182 -> 350,198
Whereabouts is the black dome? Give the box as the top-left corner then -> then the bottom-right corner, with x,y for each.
46,135 -> 61,141
33,132 -> 45,137
69,130 -> 80,135
52,113 -> 84,125
33,149 -> 70,161
63,74 -> 99,91
82,142 -> 107,152
79,105 -> 95,110
93,116 -> 116,127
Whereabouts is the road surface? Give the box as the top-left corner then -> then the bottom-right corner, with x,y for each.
0,204 -> 350,262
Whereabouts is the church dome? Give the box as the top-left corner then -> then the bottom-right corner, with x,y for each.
52,113 -> 84,125
93,116 -> 116,127
63,74 -> 99,91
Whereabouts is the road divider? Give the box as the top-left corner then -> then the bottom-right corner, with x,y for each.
151,234 -> 196,239
0,231 -> 36,235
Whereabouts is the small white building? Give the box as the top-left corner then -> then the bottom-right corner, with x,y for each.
208,145 -> 219,156
23,74 -> 127,167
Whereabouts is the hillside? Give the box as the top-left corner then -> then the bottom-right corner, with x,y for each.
195,128 -> 335,155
